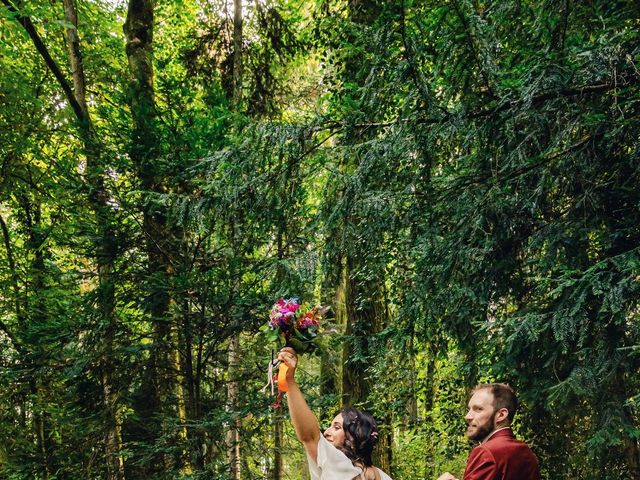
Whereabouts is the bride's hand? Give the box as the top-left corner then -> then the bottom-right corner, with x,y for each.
277,347 -> 298,380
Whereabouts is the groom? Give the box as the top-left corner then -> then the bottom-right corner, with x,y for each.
438,383 -> 540,480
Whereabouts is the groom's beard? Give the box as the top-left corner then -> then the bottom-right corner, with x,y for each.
466,413 -> 497,442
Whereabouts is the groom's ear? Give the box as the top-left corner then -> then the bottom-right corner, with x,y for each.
495,407 -> 510,425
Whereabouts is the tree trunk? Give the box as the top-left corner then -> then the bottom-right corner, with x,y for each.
226,334 -> 242,480
319,268 -> 339,402
405,329 -> 418,425
226,2 -> 244,478
339,257 -> 393,470
173,337 -> 193,474
21,196 -> 55,478
102,361 -> 125,480
621,391 -> 640,477
272,414 -> 283,480
123,1 -> 180,473
178,296 -> 200,471
373,415 -> 392,473
232,0 -> 243,109
337,1 -> 393,470
340,257 -> 386,406
61,1 -> 125,477
62,0 -> 87,114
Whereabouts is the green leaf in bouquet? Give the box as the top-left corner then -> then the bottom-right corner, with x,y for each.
265,328 -> 281,342
259,324 -> 271,333
289,337 -> 314,353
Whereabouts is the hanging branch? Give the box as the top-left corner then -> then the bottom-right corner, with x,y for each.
311,78 -> 638,133
2,0 -> 87,124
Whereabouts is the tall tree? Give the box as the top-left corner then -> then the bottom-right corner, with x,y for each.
1,1 -> 125,477
123,0 -> 193,474
319,0 -> 394,470
226,1 -> 244,479
61,1 -> 125,477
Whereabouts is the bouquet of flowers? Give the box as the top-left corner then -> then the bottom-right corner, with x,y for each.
261,297 -> 323,399
264,297 -> 321,353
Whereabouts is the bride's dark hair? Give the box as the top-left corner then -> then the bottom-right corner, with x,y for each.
338,406 -> 379,467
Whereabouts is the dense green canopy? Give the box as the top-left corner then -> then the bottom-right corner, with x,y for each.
1,1 -> 639,479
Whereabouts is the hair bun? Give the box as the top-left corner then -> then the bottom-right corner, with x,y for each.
338,407 -> 380,467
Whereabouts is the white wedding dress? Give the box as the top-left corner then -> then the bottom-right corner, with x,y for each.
307,435 -> 393,480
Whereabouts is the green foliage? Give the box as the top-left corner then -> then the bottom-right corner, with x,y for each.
1,0 -> 639,479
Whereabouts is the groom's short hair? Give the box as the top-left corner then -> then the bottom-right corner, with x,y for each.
472,383 -> 518,423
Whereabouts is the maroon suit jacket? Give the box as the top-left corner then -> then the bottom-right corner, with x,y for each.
463,428 -> 541,480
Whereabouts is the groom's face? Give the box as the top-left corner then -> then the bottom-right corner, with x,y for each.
465,389 -> 497,442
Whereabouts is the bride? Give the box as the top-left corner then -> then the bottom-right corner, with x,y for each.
277,347 -> 393,480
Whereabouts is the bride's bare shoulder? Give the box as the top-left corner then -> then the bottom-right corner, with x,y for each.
365,466 -> 381,480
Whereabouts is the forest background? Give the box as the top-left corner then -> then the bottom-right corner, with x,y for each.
1,0 -> 639,479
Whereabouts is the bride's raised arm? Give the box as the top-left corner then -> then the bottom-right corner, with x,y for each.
277,347 -> 321,462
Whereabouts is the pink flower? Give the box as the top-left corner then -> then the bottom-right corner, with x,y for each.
270,298 -> 302,329
267,298 -> 322,352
